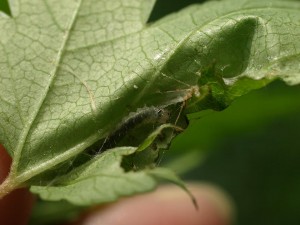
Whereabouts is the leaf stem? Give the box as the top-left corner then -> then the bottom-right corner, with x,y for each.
0,176 -> 19,199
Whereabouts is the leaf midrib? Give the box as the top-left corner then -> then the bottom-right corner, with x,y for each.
10,0 -> 83,180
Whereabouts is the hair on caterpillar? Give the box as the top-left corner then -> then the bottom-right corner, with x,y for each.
97,107 -> 170,153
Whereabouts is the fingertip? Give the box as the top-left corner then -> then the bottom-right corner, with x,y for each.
0,188 -> 35,225
0,144 -> 12,182
77,183 -> 234,225
0,145 -> 35,225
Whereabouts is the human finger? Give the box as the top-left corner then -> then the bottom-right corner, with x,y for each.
0,145 -> 34,225
74,183 -> 234,225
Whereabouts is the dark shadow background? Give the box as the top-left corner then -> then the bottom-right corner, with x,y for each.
148,0 -> 208,22
0,0 -> 10,15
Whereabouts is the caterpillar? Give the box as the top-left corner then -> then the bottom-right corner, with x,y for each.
97,107 -> 170,153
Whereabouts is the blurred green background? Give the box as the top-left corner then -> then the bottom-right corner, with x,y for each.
1,0 -> 300,224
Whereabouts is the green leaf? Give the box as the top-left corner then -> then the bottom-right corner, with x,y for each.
31,147 -> 157,205
137,123 -> 183,152
1,0 -> 300,204
0,0 -> 160,196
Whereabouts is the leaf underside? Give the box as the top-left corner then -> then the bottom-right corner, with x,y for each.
0,0 -> 300,204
